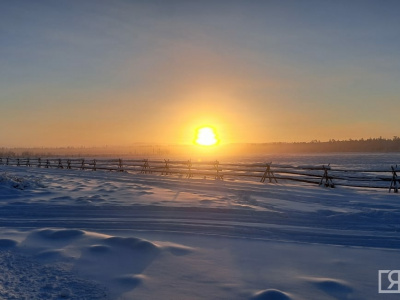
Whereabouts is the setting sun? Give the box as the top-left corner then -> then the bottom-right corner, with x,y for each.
194,126 -> 219,146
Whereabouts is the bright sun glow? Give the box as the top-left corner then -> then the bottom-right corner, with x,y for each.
194,126 -> 219,146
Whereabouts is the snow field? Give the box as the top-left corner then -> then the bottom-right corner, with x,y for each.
1,164 -> 400,299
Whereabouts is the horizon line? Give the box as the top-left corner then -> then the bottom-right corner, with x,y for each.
1,136 -> 399,149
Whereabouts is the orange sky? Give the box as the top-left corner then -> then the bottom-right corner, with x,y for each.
1,1 -> 399,147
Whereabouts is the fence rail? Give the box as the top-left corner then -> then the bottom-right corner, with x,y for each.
0,157 -> 399,193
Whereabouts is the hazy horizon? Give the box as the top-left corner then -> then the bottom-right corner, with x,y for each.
2,136 -> 400,160
0,135 -> 398,147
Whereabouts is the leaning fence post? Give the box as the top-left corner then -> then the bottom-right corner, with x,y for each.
162,159 -> 170,175
57,159 -> 64,169
389,166 -> 399,193
319,164 -> 334,188
141,159 -> 150,174
261,162 -> 277,183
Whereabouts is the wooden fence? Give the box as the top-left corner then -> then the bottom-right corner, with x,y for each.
0,157 -> 399,193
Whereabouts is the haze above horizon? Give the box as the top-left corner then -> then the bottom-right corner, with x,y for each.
1,1 -> 399,148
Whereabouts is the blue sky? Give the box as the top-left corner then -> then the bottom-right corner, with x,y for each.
1,0 -> 399,147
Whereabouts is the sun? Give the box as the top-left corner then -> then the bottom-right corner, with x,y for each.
194,126 -> 219,146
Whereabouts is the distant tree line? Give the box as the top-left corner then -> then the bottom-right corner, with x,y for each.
249,136 -> 400,153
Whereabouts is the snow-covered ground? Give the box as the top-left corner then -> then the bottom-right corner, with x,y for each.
1,161 -> 399,299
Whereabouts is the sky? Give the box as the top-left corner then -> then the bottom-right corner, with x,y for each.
1,0 -> 400,147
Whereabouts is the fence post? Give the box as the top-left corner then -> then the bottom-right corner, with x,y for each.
26,158 -> 31,167
93,159 -> 97,171
214,160 -> 223,180
141,159 -> 150,174
6,158 -> 9,165
118,159 -> 123,172
162,159 -> 170,175
389,166 -> 399,193
186,160 -> 193,178
261,162 -> 277,183
38,158 -> 42,168
319,164 -> 334,188
46,159 -> 50,168
57,159 -> 64,169
81,159 -> 85,170
67,159 -> 71,169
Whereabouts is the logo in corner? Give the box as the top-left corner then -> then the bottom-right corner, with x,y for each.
379,270 -> 400,293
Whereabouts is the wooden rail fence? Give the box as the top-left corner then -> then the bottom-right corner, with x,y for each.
0,157 -> 399,193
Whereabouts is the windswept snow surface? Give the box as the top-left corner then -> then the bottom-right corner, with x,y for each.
0,162 -> 400,300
